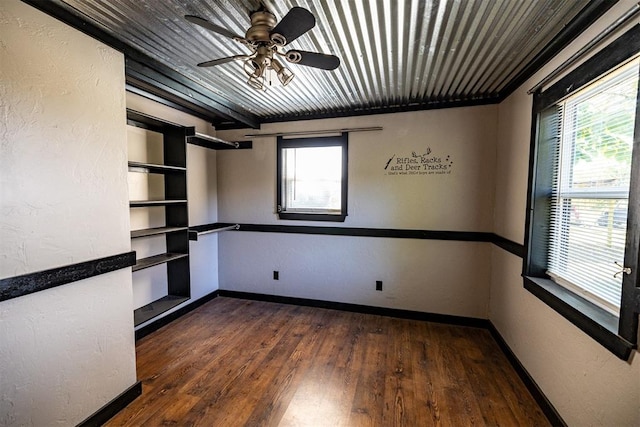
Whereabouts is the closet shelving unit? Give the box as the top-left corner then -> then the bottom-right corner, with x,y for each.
127,109 -> 192,326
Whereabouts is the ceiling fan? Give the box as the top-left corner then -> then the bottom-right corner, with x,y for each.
185,6 -> 340,91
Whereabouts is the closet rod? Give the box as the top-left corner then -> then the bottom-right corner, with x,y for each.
198,224 -> 240,236
528,2 -> 640,94
194,132 -> 240,148
245,127 -> 383,138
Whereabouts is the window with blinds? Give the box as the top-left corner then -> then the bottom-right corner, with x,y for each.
276,133 -> 349,222
546,58 -> 639,315
282,145 -> 343,213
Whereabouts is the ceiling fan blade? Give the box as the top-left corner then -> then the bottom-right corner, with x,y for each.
269,7 -> 315,45
285,50 -> 340,70
197,55 -> 248,67
185,15 -> 244,40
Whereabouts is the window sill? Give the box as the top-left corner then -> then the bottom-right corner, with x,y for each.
523,276 -> 635,360
277,212 -> 347,222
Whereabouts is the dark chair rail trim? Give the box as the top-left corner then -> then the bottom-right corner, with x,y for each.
190,222 -> 524,256
0,251 -> 136,302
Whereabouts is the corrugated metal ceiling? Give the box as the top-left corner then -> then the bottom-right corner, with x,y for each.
52,0 -> 594,127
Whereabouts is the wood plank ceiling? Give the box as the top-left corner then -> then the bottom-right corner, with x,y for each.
27,0 -> 613,128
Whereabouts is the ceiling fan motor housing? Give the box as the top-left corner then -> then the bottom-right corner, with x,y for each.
245,11 -> 277,43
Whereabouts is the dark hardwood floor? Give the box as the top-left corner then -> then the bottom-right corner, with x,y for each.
107,297 -> 549,426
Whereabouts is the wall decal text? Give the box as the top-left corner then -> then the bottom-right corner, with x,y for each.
384,148 -> 453,176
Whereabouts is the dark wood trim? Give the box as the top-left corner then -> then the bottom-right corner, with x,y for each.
276,134 -> 349,222
275,213 -> 348,222
125,59 -> 259,129
487,323 -> 567,427
492,234 -> 525,258
200,222 -> 528,254
523,26 -> 640,357
499,0 -> 618,102
218,290 -> 490,328
231,223 -> 495,242
135,290 -> 219,340
523,92 -> 543,277
197,221 -> 531,263
262,96 -> 500,124
76,381 -> 142,427
536,25 -> 640,112
618,65 -> 640,343
0,252 -> 136,302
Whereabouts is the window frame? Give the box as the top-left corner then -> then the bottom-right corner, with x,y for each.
524,26 -> 640,360
276,133 -> 348,222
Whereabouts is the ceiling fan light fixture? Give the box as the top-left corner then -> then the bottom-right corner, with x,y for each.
247,73 -> 266,91
186,6 -> 339,92
243,59 -> 266,91
271,58 -> 295,86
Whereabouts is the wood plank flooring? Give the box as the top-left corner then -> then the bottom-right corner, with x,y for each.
107,297 -> 549,426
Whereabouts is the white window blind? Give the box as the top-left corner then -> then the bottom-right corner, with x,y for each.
547,58 -> 639,315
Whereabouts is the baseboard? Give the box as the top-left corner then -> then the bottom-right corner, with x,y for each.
77,381 -> 142,427
135,290 -> 219,340
487,322 -> 566,427
218,290 -> 489,328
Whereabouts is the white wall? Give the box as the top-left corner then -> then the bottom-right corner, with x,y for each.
126,92 -> 220,329
0,1 -> 136,425
491,1 -> 640,425
216,107 -> 497,317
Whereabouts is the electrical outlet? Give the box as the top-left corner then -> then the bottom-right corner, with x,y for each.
376,280 -> 383,291
273,271 -> 279,280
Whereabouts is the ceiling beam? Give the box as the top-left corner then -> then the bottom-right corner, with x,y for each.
20,0 -> 260,129
261,96 -> 501,124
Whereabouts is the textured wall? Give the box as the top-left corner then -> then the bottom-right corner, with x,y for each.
216,107 -> 497,318
491,0 -> 640,425
0,0 -> 136,425
218,107 -> 497,230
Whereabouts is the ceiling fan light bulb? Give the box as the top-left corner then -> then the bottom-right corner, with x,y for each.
271,59 -> 294,87
243,59 -> 263,78
247,74 -> 266,91
278,68 -> 295,86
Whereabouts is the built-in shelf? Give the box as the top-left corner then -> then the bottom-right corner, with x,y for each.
127,109 -> 191,333
128,161 -> 186,174
132,252 -> 188,272
134,294 -> 190,326
131,226 -> 188,239
130,199 -> 187,207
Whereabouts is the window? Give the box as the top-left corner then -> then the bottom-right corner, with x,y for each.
525,27 -> 640,360
548,61 -> 637,315
276,134 -> 348,221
